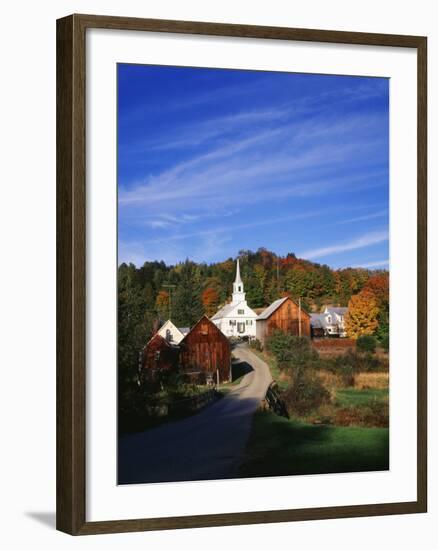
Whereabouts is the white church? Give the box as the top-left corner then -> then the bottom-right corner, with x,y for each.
211,259 -> 258,339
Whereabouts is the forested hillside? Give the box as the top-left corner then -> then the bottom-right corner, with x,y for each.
119,249 -> 386,371
118,248 -> 389,421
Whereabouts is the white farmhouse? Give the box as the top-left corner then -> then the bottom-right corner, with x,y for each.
310,306 -> 348,337
157,319 -> 190,344
211,259 -> 257,339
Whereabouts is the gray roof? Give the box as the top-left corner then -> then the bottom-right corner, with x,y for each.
178,327 -> 190,335
211,302 -> 237,320
326,307 -> 348,316
257,297 -> 289,320
310,313 -> 328,329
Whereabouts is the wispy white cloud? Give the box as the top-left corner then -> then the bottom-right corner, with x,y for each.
331,210 -> 388,226
351,259 -> 389,269
119,111 -> 388,222
120,76 -> 387,126
118,239 -> 185,267
139,108 -> 293,153
118,71 -> 388,267
299,230 -> 389,260
139,210 -> 324,245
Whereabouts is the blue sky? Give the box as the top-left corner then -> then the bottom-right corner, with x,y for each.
118,64 -> 389,269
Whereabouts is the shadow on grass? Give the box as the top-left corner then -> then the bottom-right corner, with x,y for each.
240,410 -> 389,478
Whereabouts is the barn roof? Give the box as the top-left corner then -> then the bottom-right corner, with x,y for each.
178,326 -> 190,335
180,315 -> 228,344
257,296 -> 310,320
257,297 -> 288,320
145,332 -> 178,349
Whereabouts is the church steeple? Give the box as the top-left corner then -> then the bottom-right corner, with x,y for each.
232,258 -> 246,303
235,258 -> 242,285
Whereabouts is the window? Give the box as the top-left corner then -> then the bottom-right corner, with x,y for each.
165,329 -> 173,342
246,320 -> 253,325
238,309 -> 244,315
229,320 -> 236,326
238,286 -> 242,292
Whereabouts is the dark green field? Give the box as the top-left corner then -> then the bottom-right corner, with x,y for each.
239,410 -> 389,478
335,388 -> 388,408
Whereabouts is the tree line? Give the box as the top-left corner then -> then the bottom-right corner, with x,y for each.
118,248 -> 389,421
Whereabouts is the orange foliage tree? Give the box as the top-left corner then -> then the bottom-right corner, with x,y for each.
363,273 -> 389,308
345,289 -> 379,339
202,287 -> 219,317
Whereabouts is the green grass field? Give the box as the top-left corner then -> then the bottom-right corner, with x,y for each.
335,388 -> 388,408
239,409 -> 389,478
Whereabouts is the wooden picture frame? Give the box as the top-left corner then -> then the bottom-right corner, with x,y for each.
56,13 -> 427,535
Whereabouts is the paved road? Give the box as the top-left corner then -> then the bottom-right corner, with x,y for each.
118,343 -> 272,484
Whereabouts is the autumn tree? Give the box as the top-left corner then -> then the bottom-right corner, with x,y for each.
202,287 -> 219,317
364,273 -> 389,308
345,289 -> 379,339
363,273 -> 389,341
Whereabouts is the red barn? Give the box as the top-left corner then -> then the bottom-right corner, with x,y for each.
256,296 -> 311,345
141,333 -> 179,379
180,316 -> 231,384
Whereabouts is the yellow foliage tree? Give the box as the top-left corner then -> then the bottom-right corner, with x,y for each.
345,289 -> 379,339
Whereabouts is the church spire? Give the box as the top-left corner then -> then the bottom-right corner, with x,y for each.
234,258 -> 242,285
232,258 -> 245,303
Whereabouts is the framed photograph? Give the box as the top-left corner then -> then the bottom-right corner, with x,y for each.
57,14 -> 427,535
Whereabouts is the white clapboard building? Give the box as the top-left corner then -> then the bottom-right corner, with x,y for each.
211,259 -> 257,339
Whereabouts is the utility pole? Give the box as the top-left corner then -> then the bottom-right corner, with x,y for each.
162,284 -> 176,319
298,297 -> 302,337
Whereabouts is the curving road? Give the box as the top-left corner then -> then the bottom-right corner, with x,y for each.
118,343 -> 272,484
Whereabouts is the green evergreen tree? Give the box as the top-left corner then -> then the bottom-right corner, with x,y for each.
118,264 -> 155,408
172,260 -> 204,327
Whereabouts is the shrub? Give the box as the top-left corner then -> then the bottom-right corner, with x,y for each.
339,365 -> 355,387
380,334 -> 389,352
321,349 -> 384,375
249,338 -> 263,351
266,331 -> 318,372
282,369 -> 331,416
266,330 -> 294,360
354,372 -> 389,389
334,400 -> 389,428
356,334 -> 377,353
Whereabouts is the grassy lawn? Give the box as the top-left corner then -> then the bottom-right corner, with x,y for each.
336,388 -> 388,408
239,410 -> 389,478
